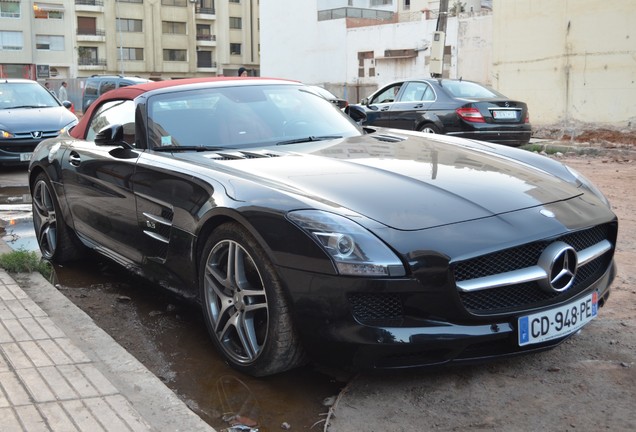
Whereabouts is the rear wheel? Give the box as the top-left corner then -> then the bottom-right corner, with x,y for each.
31,173 -> 83,262
199,222 -> 305,376
418,123 -> 441,134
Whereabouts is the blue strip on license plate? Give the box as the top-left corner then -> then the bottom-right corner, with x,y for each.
518,292 -> 598,346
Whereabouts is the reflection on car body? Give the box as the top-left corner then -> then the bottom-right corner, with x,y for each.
29,77 -> 617,377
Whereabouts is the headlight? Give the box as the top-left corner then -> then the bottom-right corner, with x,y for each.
1,130 -> 15,139
288,210 -> 406,277
565,166 -> 611,208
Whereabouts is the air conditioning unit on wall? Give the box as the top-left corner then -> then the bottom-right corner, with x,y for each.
429,31 -> 445,75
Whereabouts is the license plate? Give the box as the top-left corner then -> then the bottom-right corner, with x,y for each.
518,292 -> 598,346
492,110 -> 517,120
19,152 -> 33,162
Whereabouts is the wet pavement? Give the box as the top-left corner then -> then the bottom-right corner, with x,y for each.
0,173 -> 346,431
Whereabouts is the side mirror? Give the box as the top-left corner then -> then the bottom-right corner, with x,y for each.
95,124 -> 133,149
345,105 -> 367,124
62,101 -> 72,109
361,97 -> 369,106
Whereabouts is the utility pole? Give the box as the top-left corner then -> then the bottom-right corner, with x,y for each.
430,0 -> 449,78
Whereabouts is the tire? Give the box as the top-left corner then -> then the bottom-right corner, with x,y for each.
419,123 -> 441,134
199,222 -> 305,376
31,173 -> 83,262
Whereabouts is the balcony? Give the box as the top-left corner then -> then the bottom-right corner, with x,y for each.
195,6 -> 215,19
196,34 -> 216,47
77,29 -> 106,42
75,0 -> 104,12
78,58 -> 107,71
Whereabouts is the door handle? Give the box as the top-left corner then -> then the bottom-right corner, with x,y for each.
69,151 -> 81,167
413,104 -> 423,109
381,106 -> 390,111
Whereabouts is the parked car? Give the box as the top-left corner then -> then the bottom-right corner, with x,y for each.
348,78 -> 532,146
29,77 -> 616,376
82,75 -> 151,113
308,85 -> 348,109
0,79 -> 78,166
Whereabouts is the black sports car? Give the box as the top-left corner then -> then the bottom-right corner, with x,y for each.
29,77 -> 617,376
347,78 -> 532,146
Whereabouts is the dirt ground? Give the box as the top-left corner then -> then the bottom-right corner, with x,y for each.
326,141 -> 636,432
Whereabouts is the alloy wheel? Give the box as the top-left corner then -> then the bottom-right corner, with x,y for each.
32,179 -> 58,259
203,239 -> 269,365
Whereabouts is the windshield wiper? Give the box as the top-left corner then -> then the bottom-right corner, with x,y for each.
3,105 -> 43,109
153,145 -> 230,152
276,135 -> 342,146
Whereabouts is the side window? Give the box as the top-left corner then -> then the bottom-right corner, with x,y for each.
421,85 -> 435,101
398,82 -> 435,102
99,80 -> 117,95
86,100 -> 136,147
371,84 -> 402,104
84,81 -> 98,96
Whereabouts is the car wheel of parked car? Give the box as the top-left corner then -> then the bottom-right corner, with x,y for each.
32,173 -> 83,262
419,124 -> 441,134
200,222 -> 305,376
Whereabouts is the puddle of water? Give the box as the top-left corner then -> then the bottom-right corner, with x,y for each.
1,216 -> 39,252
0,186 -> 31,205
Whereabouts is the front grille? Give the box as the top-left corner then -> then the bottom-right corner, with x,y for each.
456,224 -> 614,315
349,293 -> 403,325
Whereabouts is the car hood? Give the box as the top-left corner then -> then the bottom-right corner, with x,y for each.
176,134 -> 584,231
0,106 -> 76,132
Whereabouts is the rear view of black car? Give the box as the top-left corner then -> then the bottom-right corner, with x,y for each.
349,78 -> 531,146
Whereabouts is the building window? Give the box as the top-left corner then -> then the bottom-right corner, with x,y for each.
229,17 -> 242,29
117,18 -> 143,32
163,49 -> 186,61
230,43 -> 241,55
0,1 -> 20,18
78,17 -> 98,35
78,46 -> 99,65
118,47 -> 144,61
162,21 -> 186,34
161,0 -> 186,6
197,50 -> 213,68
229,0 -> 240,3
34,4 -> 64,20
196,24 -> 213,40
0,31 -> 23,51
35,35 -> 64,51
118,0 -> 144,3
403,0 -> 410,10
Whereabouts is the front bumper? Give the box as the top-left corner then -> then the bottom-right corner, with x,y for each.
279,259 -> 615,371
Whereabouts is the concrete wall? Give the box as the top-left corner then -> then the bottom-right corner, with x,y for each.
492,0 -> 636,128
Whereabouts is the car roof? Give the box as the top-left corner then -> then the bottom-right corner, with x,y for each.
70,76 -> 299,139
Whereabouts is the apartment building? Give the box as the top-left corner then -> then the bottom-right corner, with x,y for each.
0,0 -> 260,80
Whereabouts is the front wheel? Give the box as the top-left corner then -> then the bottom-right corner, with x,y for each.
418,123 -> 441,134
31,173 -> 83,262
199,222 -> 305,376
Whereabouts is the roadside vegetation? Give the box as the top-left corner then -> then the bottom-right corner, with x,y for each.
0,249 -> 52,279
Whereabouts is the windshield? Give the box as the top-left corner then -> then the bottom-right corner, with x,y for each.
0,82 -> 61,109
147,84 -> 361,150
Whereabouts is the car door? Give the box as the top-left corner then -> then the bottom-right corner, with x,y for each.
364,83 -> 403,128
389,81 -> 435,130
60,99 -> 144,264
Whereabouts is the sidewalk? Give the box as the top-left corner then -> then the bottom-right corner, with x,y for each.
0,242 -> 216,432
